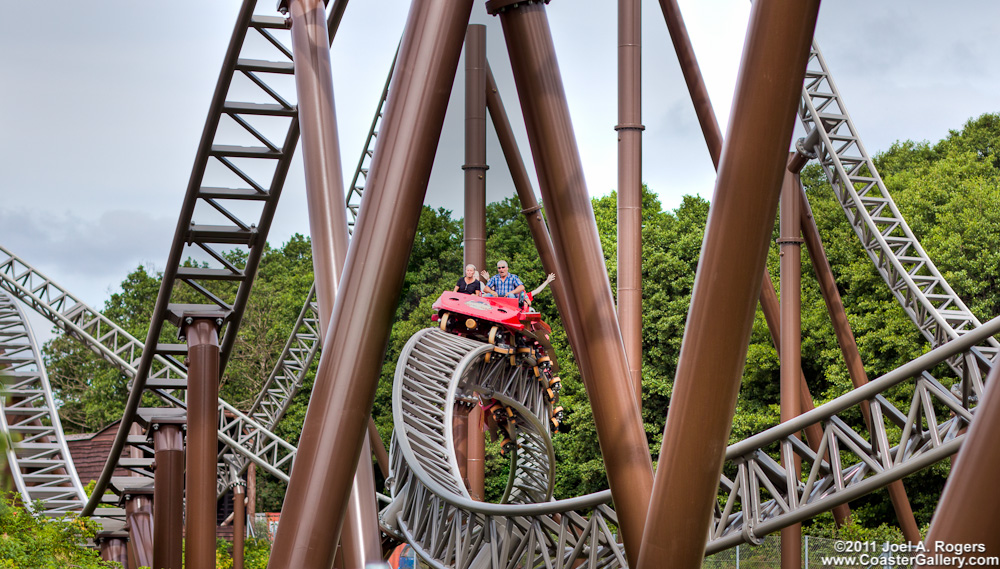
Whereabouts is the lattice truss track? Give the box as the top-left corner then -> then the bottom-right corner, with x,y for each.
798,42 -> 999,378
0,292 -> 87,516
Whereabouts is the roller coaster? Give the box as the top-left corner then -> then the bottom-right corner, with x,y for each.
2,1 -> 998,568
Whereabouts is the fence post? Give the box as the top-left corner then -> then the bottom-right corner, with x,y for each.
804,535 -> 808,569
736,544 -> 740,569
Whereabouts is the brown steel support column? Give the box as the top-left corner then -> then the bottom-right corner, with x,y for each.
464,23 -> 488,272
125,491 -> 154,569
657,0 -> 722,168
467,406 -> 485,500
484,62 -> 579,353
663,0 -> 853,529
152,419 -> 184,569
636,2 -> 820,568
97,532 -> 130,568
184,317 -> 221,569
267,1 -> 474,566
617,0 -> 644,405
463,24 -> 487,501
454,404 -> 470,486
368,420 -> 389,480
920,363 -> 1000,566
289,0 -> 382,564
490,1 -> 652,562
233,482 -> 246,569
779,168 -> 803,569
798,183 -> 922,542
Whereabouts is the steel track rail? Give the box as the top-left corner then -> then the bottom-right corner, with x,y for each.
0,292 -> 88,516
797,42 -> 999,379
81,0 -> 303,516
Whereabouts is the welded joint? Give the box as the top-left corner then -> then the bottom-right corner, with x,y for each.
485,0 -> 551,16
520,204 -> 542,216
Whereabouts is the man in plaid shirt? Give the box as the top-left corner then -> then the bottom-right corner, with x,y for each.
481,260 -> 526,298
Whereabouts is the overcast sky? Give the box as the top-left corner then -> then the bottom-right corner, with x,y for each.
2,0 -> 999,341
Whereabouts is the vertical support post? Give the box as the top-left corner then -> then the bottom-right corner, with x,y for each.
464,23 -> 488,272
797,181 -> 921,542
288,0 -> 382,564
453,404 -> 470,486
617,0 -> 644,405
97,532 -> 130,568
467,406 -> 485,500
124,491 -> 154,569
779,167 -> 803,569
637,2 -> 820,568
489,1 -> 653,562
463,23 -> 488,501
152,419 -> 185,569
233,482 -> 246,569
184,317 -> 221,569
922,364 -> 1000,562
267,1 -> 474,566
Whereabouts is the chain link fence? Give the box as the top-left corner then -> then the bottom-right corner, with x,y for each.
705,535 -> 903,569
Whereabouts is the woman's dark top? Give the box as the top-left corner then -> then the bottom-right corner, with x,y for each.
456,277 -> 482,295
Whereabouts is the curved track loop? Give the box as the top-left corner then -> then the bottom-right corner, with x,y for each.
0,292 -> 87,515
386,328 -> 626,569
798,43 -> 999,379
387,318 -> 998,567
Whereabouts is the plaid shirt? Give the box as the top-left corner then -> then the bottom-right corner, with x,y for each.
487,273 -> 524,297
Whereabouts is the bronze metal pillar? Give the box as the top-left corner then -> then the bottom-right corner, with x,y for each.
125,491 -> 154,569
184,317 -> 221,569
267,1 -> 474,566
798,183 -> 921,542
657,0 -> 722,168
467,406 -> 485,500
490,1 -> 652,562
233,482 -> 246,569
454,404 -> 470,486
97,532 -> 130,568
289,0 -> 382,564
463,23 -> 488,501
779,168 -> 803,569
663,0 -> 853,530
920,363 -> 1000,564
152,419 -> 184,569
464,23 -> 488,272
618,0 -> 644,405
484,62 -> 579,352
636,2 -> 820,568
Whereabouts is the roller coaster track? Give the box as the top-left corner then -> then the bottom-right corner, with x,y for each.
0,292 -> 88,516
0,244 -> 298,489
383,319 -> 998,568
72,0 -> 304,515
798,42 -> 1000,378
